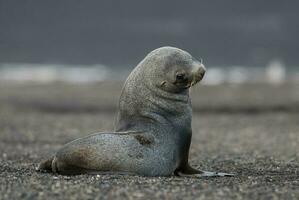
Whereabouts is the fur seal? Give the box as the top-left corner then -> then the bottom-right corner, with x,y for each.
38,46 -> 233,177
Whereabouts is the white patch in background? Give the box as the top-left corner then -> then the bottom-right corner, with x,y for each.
227,67 -> 248,84
265,59 -> 286,84
202,67 -> 262,85
0,63 -> 109,83
202,67 -> 225,85
59,66 -> 108,83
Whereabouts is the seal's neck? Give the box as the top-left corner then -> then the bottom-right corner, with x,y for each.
145,81 -> 190,104
114,78 -> 191,132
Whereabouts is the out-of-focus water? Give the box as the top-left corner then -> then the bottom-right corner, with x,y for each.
0,62 -> 298,85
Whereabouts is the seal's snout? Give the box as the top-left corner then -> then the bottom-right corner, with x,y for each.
197,65 -> 206,79
191,62 -> 206,85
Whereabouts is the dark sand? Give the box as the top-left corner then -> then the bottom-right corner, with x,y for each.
0,82 -> 298,200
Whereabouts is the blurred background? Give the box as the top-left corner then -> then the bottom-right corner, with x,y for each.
0,0 -> 298,84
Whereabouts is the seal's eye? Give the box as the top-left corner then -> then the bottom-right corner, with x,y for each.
176,73 -> 185,80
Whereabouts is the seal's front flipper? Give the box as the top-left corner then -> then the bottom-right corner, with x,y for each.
177,170 -> 235,177
196,171 -> 235,177
175,164 -> 235,177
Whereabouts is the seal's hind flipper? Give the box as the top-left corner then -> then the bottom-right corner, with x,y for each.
37,156 -> 54,172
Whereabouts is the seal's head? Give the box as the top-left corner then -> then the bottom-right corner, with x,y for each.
142,46 -> 206,93
116,46 -> 204,131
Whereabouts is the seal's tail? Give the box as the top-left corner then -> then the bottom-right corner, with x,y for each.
37,156 -> 54,172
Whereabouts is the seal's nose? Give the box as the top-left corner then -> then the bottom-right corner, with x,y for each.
198,64 -> 206,78
192,62 -> 206,83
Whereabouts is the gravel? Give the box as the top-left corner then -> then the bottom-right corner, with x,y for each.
0,82 -> 298,200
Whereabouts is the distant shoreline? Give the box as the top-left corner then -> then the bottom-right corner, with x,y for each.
1,62 -> 299,85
